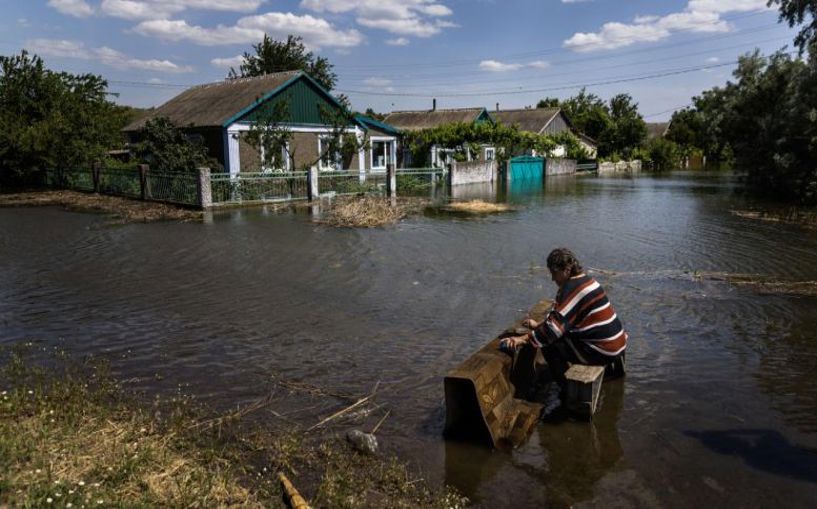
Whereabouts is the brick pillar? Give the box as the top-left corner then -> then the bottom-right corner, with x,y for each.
197,167 -> 212,209
307,167 -> 319,201
386,163 -> 396,197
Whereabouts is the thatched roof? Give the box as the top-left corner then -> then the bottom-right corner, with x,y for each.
382,107 -> 488,131
491,108 -> 561,134
646,122 -> 670,139
123,71 -> 303,131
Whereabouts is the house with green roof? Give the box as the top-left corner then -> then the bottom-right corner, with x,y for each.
382,105 -> 496,167
123,71 -> 399,175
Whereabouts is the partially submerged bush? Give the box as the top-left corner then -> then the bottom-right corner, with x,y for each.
318,196 -> 426,228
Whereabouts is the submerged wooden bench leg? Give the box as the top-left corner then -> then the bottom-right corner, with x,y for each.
564,364 -> 605,419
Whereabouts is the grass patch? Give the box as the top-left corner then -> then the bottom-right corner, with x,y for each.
0,190 -> 202,223
443,200 -> 513,215
317,196 -> 429,228
0,346 -> 467,508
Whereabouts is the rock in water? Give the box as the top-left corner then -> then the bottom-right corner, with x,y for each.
346,429 -> 378,455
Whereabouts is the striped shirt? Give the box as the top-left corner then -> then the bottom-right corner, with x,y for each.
530,274 -> 627,357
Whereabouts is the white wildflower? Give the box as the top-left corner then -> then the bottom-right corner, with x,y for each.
46,498 -> 53,503
78,481 -> 85,486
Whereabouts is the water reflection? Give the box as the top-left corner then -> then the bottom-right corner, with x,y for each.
685,428 -> 817,483
444,381 -> 624,508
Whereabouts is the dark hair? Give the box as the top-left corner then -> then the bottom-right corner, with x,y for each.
546,248 -> 583,276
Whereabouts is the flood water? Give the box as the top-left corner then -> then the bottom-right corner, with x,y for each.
2,172 -> 817,508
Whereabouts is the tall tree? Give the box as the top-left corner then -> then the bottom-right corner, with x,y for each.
768,0 -> 817,52
0,50 -> 128,185
607,93 -> 647,158
230,35 -> 338,91
560,88 -> 613,150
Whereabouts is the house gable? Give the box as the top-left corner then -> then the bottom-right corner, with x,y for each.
474,108 -> 494,125
229,74 -> 351,128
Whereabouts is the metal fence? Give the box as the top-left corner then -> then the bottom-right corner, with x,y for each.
42,165 -> 202,207
97,166 -> 141,198
210,171 -> 309,205
43,167 -> 95,192
317,171 -> 384,196
147,171 -> 201,205
395,168 -> 443,195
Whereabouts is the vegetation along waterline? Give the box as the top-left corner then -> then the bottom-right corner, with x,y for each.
0,345 -> 467,508
0,190 -> 203,224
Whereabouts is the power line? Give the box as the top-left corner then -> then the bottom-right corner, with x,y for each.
335,54 -> 796,98
337,33 -> 790,88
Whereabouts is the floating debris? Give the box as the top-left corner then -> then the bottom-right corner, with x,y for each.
442,200 -> 514,215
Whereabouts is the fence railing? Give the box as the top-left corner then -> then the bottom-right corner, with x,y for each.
210,171 -> 309,205
576,162 -> 599,172
41,165 -> 446,209
42,165 -> 202,207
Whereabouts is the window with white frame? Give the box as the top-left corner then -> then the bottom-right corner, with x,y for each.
370,139 -> 394,170
484,147 -> 496,161
318,135 -> 342,171
261,142 -> 290,172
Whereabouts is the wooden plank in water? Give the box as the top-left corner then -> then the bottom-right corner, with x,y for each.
444,299 -> 552,448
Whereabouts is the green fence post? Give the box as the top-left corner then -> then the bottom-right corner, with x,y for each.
92,162 -> 100,193
138,164 -> 149,200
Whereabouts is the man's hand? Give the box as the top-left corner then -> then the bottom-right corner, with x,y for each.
500,335 -> 528,352
522,318 -> 540,329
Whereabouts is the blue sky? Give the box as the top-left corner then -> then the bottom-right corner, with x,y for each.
1,1 -> 798,120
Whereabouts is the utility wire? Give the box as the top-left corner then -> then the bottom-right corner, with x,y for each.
335,53 -> 796,98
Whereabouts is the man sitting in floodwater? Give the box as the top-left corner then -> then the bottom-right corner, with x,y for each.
501,248 -> 627,388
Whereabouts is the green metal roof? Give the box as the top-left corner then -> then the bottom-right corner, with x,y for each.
354,115 -> 401,136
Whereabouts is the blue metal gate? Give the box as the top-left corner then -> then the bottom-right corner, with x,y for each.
509,156 -> 544,180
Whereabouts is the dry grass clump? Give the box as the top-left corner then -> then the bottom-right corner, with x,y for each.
318,196 -> 427,228
0,346 -> 468,509
730,209 -> 817,230
0,190 -> 202,223
444,200 -> 513,214
0,351 -> 264,507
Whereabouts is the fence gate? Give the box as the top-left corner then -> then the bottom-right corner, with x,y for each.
509,156 -> 544,180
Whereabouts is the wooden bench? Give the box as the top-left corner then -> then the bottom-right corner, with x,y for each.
564,364 -> 606,418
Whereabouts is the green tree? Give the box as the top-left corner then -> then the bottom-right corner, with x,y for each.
768,0 -> 817,52
230,35 -> 337,91
0,50 -> 128,185
606,94 -> 647,158
560,89 -> 614,153
645,137 -> 681,171
536,97 -> 560,108
133,117 -> 218,173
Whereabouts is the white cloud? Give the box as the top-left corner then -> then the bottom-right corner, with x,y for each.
386,37 -> 410,46
706,56 -> 720,63
100,0 -> 265,20
363,77 -> 392,86
134,13 -> 364,48
564,0 -> 770,52
479,59 -> 550,72
211,55 -> 245,68
301,0 -> 454,38
48,0 -> 94,17
27,38 -> 193,73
